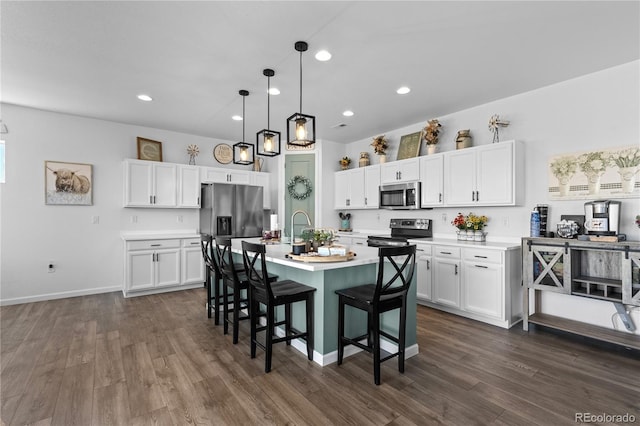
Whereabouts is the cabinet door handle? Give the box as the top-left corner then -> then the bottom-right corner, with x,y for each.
150,244 -> 161,247
455,264 -> 458,275
474,255 -> 488,259
475,265 -> 488,268
440,251 -> 452,255
150,195 -> 153,204
427,260 -> 430,269
365,197 -> 367,205
439,193 -> 442,202
472,191 -> 475,201
416,248 -> 424,252
197,197 -> 200,205
190,242 -> 199,245
475,191 -> 479,201
398,171 -> 402,180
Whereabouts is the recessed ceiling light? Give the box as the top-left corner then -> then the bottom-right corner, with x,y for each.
268,88 -> 280,95
137,94 -> 153,101
343,110 -> 354,117
315,50 -> 332,61
232,115 -> 243,121
396,87 -> 410,95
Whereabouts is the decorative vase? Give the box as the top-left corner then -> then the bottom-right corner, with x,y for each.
473,230 -> 486,242
427,144 -> 437,155
456,230 -> 465,241
585,172 -> 602,195
618,167 -> 638,193
455,130 -> 472,149
465,230 -> 474,241
359,152 -> 370,168
379,154 -> 387,164
557,176 -> 571,196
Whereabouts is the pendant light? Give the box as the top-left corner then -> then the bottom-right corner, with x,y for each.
233,89 -> 254,165
287,41 -> 316,147
257,68 -> 281,156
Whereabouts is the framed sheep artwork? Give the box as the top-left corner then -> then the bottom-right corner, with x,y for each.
45,161 -> 93,205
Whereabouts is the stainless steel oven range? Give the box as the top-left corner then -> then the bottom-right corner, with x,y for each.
367,218 -> 433,247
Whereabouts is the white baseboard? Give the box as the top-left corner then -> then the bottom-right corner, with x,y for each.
0,285 -> 121,306
123,283 -> 203,298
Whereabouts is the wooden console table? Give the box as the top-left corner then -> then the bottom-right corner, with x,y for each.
522,237 -> 640,350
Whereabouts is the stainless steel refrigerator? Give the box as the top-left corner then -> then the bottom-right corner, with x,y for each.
200,183 -> 264,238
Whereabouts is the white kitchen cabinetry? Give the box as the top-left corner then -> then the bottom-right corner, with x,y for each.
123,235 -> 204,296
380,158 -> 420,184
124,160 -> 177,207
334,165 -> 380,209
416,240 -> 522,329
462,248 -> 503,319
201,167 -> 251,184
178,165 -> 201,208
415,244 -> 433,301
419,154 -> 444,207
443,140 -> 523,207
432,246 -> 461,308
182,238 -> 205,285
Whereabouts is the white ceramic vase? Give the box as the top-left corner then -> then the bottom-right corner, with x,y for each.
427,145 -> 437,155
379,154 -> 387,164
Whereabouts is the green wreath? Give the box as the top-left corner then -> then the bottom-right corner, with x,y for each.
288,175 -> 313,200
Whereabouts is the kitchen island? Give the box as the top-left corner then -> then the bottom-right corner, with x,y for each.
230,238 -> 418,366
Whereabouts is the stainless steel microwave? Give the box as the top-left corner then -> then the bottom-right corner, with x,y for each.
379,182 -> 421,210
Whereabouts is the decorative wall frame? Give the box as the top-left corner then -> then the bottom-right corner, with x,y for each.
396,131 -> 422,161
137,137 -> 163,162
548,145 -> 639,200
45,161 -> 93,205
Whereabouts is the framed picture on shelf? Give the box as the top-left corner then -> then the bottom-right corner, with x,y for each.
396,131 -> 422,161
44,160 -> 93,206
137,137 -> 163,162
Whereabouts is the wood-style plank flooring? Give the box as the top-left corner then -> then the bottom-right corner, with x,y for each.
1,288 -> 638,425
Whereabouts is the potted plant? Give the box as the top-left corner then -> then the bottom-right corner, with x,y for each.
609,147 -> 640,193
452,212 -> 488,241
451,213 -> 467,240
423,119 -> 442,155
339,156 -> 351,170
371,135 -> 388,163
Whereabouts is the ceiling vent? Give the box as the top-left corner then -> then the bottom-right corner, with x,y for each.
331,123 -> 348,129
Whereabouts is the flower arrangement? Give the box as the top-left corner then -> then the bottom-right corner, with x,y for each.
550,156 -> 577,179
610,147 -> 640,168
423,119 -> 442,145
339,156 -> 351,169
451,212 -> 489,231
371,135 -> 388,155
577,151 -> 610,175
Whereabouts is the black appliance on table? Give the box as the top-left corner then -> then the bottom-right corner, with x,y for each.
367,218 -> 433,247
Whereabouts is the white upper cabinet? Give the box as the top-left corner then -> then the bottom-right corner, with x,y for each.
334,165 -> 380,209
124,160 -> 177,207
177,165 -> 201,208
380,158 -> 420,184
443,140 -> 523,207
419,154 -> 444,207
201,167 -> 251,184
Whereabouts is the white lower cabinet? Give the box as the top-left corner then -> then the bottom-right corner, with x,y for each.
415,244 -> 433,301
124,236 -> 204,296
432,246 -> 461,308
417,240 -> 521,328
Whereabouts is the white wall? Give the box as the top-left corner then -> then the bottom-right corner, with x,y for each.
0,105 -> 279,304
328,61 -> 640,241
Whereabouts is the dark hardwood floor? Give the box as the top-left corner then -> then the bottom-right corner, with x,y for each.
1,288 -> 638,425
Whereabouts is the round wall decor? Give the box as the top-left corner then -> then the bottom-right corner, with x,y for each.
213,144 -> 233,164
288,175 -> 313,200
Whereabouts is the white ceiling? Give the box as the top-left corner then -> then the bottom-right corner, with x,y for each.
1,1 -> 638,144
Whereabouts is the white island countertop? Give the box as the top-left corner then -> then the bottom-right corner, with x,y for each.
230,237 -> 381,272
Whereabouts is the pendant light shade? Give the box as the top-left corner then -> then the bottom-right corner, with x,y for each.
233,89 -> 254,165
287,41 -> 316,148
257,68 -> 281,157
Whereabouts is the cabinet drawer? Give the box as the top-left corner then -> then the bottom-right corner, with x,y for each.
127,239 -> 181,251
182,238 -> 202,248
463,248 -> 502,264
433,246 -> 461,258
414,244 -> 432,256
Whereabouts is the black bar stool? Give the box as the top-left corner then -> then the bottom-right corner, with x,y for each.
241,241 -> 316,373
335,244 -> 416,385
201,234 -> 229,324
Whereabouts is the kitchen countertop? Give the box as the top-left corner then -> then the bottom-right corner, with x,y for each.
230,237 -> 381,272
121,230 -> 200,241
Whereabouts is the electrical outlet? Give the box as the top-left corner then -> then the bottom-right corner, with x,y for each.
441,213 -> 447,223
48,262 -> 55,273
131,215 -> 137,224
92,215 -> 99,224
177,215 -> 183,223
502,216 -> 510,227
